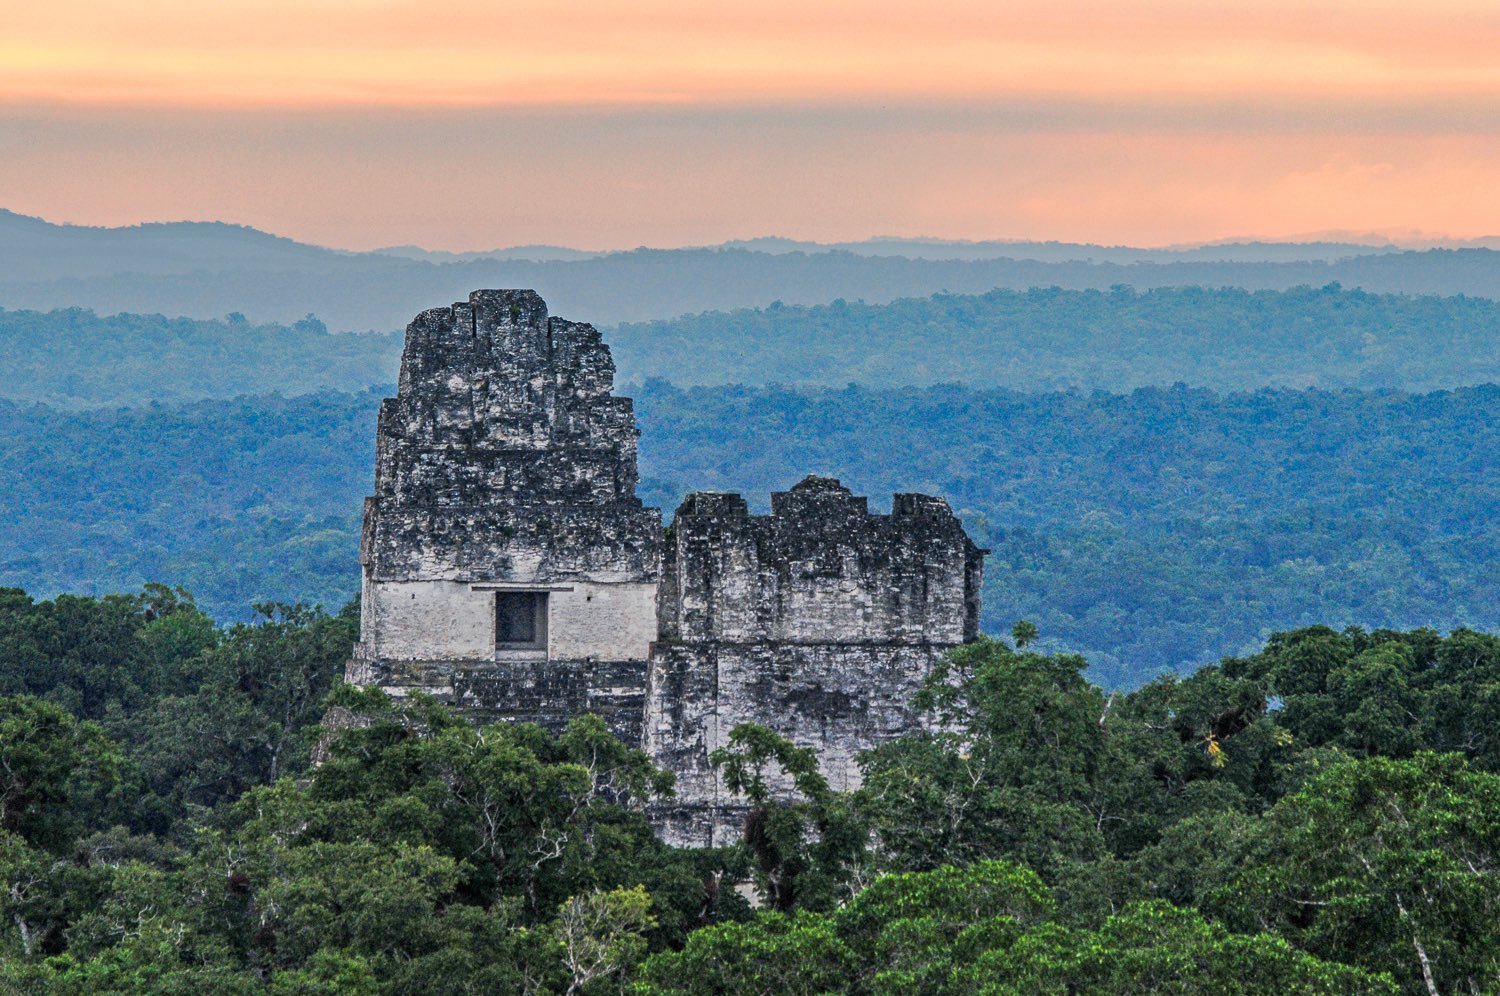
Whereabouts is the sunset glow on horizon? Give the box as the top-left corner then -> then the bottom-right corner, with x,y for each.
6,0 -> 1500,249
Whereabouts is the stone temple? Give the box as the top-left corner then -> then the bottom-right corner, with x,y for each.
348,289 -> 986,844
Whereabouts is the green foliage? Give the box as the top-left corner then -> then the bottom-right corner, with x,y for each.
277,692 -> 687,918
853,628 -> 1500,992
1010,619 -> 1039,649
0,585 -> 206,719
1225,626 -> 1500,766
5,380 -> 1497,684
125,600 -> 357,826
713,723 -> 829,807
636,862 -> 1393,994
553,886 -> 657,994
836,860 -> 1052,991
0,586 -> 354,838
634,911 -> 858,995
0,696 -> 120,852
858,639 -> 1111,876
613,284 -> 1500,391
1235,753 -> 1500,994
190,691 -> 736,990
0,307 -> 400,408
0,660 -> 740,991
965,900 -> 1396,995
3,580 -> 1499,992
710,724 -> 862,912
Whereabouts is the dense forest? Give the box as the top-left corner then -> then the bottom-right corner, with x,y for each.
11,285 -> 1500,406
634,381 -> 1499,683
0,309 -> 401,408
611,284 -> 1500,391
1,382 -> 1494,686
1,585 -> 1496,992
0,391 -> 378,620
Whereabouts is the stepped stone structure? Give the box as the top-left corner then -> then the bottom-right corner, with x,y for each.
349,290 -> 986,845
348,289 -> 660,740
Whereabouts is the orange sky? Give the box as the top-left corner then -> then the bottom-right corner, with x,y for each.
5,0 -> 1500,248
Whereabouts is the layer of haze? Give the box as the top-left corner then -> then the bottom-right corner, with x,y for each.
6,0 -> 1500,249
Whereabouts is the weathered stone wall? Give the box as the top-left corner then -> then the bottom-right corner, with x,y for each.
646,477 -> 985,845
349,290 -> 988,844
363,289 -> 660,586
645,641 -> 955,845
360,580 -> 658,661
348,647 -> 650,746
656,481 -> 982,646
352,290 -> 660,739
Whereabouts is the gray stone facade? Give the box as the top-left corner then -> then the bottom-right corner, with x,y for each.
349,289 -> 985,842
646,483 -> 984,844
349,289 -> 660,742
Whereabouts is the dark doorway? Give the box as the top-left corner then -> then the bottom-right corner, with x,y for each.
496,591 -> 548,650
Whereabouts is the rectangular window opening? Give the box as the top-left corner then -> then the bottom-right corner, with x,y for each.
496,591 -> 548,651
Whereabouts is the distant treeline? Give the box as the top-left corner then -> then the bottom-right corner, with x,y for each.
3,382 -> 1494,686
636,381 -> 1499,683
612,284 -> 1500,391
0,391 -> 378,617
0,308 -> 401,407
9,285 -> 1500,408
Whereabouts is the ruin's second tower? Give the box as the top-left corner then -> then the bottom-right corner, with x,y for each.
349,289 -> 986,843
646,480 -> 986,845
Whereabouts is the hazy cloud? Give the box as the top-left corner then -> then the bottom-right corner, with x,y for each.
6,2 -> 1500,246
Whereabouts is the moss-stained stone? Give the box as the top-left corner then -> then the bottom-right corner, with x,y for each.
349,290 -> 986,844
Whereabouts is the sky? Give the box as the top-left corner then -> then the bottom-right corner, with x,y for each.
5,0 -> 1500,250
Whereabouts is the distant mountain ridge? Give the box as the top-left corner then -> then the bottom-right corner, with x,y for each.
712,236 -> 1414,263
369,243 -> 601,264
9,208 -> 1500,329
7,209 -> 1447,268
0,208 -> 358,281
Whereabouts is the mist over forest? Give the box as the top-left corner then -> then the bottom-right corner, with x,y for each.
10,208 -> 1500,329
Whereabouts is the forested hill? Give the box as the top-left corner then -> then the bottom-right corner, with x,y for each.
613,284 -> 1500,391
0,308 -> 401,407
3,383 -> 1494,686
11,284 -> 1500,407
